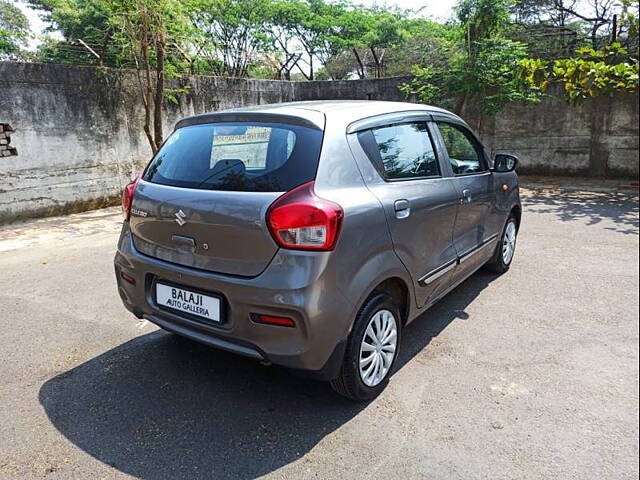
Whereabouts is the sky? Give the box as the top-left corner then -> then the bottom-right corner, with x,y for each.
16,1 -> 57,48
16,0 -> 459,50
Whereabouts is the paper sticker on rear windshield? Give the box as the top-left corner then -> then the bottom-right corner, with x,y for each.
210,126 -> 295,170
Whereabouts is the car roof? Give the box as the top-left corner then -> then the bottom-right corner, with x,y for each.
175,100 -> 462,131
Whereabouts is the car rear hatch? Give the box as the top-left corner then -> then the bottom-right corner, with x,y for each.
129,111 -> 325,277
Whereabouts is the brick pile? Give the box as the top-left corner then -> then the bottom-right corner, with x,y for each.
0,124 -> 17,157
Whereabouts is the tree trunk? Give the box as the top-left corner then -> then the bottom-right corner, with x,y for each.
140,23 -> 156,153
295,63 -> 311,80
352,48 -> 366,79
370,47 -> 381,78
454,92 -> 467,116
153,35 -> 165,152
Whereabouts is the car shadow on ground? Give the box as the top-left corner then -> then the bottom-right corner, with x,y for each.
521,189 -> 639,235
39,271 -> 499,479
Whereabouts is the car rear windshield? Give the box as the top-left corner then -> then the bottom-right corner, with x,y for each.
143,122 -> 323,192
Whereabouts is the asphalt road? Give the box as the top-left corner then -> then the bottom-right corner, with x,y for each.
0,186 -> 638,479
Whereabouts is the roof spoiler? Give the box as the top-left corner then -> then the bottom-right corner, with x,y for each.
175,112 -> 324,131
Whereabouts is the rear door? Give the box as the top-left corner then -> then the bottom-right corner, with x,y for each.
432,119 -> 496,281
129,118 -> 324,277
353,120 -> 459,308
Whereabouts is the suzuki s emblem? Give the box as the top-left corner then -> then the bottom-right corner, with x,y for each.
174,209 -> 187,226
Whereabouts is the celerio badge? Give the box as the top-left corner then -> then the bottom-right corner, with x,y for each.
175,209 -> 187,226
131,208 -> 147,217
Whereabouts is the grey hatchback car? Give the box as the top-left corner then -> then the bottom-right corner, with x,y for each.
114,100 -> 521,401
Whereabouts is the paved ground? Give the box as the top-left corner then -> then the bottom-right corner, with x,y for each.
0,184 -> 638,479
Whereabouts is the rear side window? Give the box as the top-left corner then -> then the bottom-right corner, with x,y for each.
143,122 -> 323,192
358,122 -> 440,180
436,122 -> 486,175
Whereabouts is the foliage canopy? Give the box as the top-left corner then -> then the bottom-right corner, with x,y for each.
12,0 -> 638,149
520,43 -> 639,101
0,0 -> 30,59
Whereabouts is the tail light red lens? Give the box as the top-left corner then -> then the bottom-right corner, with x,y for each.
267,181 -> 344,251
122,172 -> 142,220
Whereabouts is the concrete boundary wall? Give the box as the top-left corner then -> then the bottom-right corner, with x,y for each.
470,86 -> 639,179
0,61 -> 637,224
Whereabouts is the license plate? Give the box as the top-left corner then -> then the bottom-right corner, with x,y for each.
155,283 -> 221,322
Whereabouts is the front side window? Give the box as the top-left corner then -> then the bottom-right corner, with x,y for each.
359,122 -> 440,180
143,122 -> 321,192
436,123 -> 486,175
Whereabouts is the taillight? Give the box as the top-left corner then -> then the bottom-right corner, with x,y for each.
267,181 -> 344,251
122,172 -> 142,220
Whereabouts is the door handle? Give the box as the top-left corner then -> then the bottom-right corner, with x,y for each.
461,189 -> 472,204
394,199 -> 410,219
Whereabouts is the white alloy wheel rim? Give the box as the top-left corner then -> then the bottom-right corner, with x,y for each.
502,221 -> 517,265
359,309 -> 398,387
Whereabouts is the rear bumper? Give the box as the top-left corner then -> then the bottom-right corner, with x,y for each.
114,223 -> 354,380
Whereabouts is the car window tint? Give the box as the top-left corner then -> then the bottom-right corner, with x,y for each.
368,122 -> 440,180
436,122 -> 486,175
143,122 -> 321,192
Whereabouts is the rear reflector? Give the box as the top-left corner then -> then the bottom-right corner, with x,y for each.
253,314 -> 295,327
120,271 -> 136,285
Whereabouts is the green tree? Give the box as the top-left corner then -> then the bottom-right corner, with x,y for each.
618,0 -> 639,56
188,0 -> 273,78
401,0 -> 540,114
315,49 -> 356,80
520,42 -> 639,101
261,0 -> 312,79
266,0 -> 353,80
287,0 -> 345,80
32,0 -> 193,152
453,0 -> 522,113
332,7 -> 407,78
456,0 -> 511,53
0,0 -> 30,60
29,0 -> 121,65
384,18 -> 462,77
111,0 -> 192,152
466,37 -> 541,112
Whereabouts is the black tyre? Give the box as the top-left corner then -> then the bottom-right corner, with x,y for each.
330,292 -> 401,401
485,214 -> 518,274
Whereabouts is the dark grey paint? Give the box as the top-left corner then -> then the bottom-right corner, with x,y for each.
130,182 -> 281,277
115,100 -> 521,378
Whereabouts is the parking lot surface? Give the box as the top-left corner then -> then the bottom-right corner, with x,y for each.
0,185 -> 638,479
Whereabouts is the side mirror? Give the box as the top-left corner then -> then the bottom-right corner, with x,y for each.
493,153 -> 519,173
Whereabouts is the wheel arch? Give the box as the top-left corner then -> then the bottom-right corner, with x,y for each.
347,274 -> 412,336
369,277 -> 410,327
510,204 -> 522,230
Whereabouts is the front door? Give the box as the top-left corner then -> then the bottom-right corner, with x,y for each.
433,121 -> 496,282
